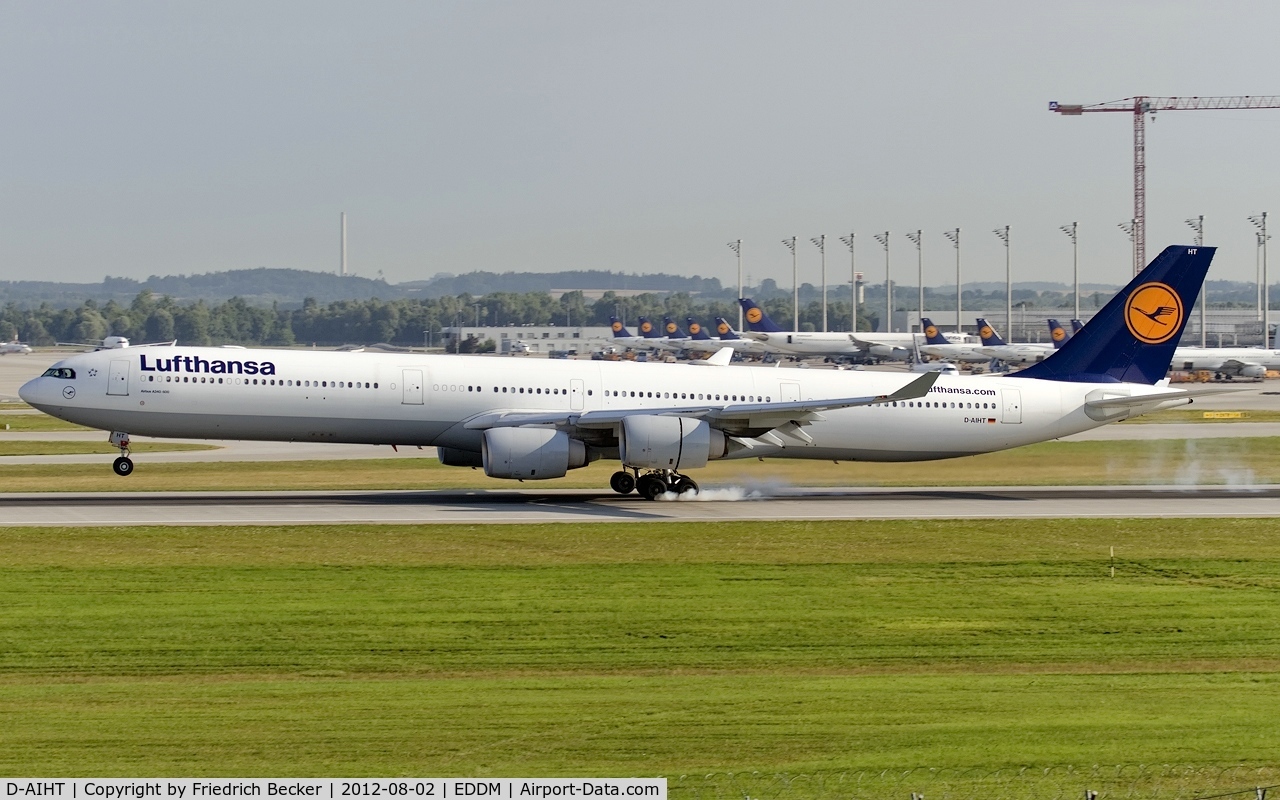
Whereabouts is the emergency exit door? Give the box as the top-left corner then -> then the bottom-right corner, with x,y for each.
402,369 -> 424,405
1001,389 -> 1022,423
107,359 -> 130,396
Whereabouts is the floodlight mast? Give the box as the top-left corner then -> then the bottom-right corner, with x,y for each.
992,226 -> 1010,340
810,235 -> 827,331
943,228 -> 961,334
1059,222 -> 1079,321
782,237 -> 798,330
1184,216 -> 1205,346
727,240 -> 743,329
905,231 -> 923,333
873,232 -> 891,332
1050,95 -> 1280,273
839,234 -> 857,331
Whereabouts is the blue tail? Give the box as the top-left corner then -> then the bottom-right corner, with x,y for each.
1047,319 -> 1069,349
738,298 -> 786,332
686,318 -> 713,341
662,316 -> 688,339
920,318 -> 950,345
1070,319 -> 1085,334
713,317 -> 743,340
1012,245 -> 1214,384
609,316 -> 635,339
976,318 -> 1007,347
637,317 -> 664,338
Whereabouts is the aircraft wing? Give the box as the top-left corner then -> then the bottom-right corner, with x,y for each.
1083,385 -> 1252,410
464,371 -> 940,432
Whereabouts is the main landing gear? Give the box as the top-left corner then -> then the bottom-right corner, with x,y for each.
109,431 -> 133,476
609,469 -> 699,500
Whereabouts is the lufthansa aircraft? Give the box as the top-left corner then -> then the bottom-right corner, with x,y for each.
21,246 -> 1221,499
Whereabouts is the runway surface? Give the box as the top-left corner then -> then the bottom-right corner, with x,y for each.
3,484 -> 1277,526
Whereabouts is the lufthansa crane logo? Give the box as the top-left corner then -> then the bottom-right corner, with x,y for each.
666,322 -> 677,334
979,325 -> 994,339
717,322 -> 730,334
1124,282 -> 1183,344
611,321 -> 622,332
746,307 -> 763,324
924,325 -> 938,339
640,321 -> 652,333
688,322 -> 701,334
1051,326 -> 1066,341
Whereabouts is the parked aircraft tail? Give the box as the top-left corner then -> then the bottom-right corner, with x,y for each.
662,317 -> 688,339
1047,319 -> 1069,349
920,318 -> 950,345
686,318 -> 713,341
609,317 -> 635,339
1012,245 -> 1215,384
714,318 -> 743,340
637,317 -> 664,338
976,318 -> 1007,347
738,299 -> 786,332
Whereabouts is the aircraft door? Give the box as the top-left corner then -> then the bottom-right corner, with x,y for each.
402,369 -> 424,405
107,359 -> 130,396
1001,389 -> 1022,423
570,379 -> 584,411
780,382 -> 800,402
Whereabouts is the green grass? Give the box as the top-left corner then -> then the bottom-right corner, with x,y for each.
0,436 -> 1277,492
0,441 -> 217,456
2,519 -> 1280,797
1120,407 -> 1280,423
0,413 -> 90,431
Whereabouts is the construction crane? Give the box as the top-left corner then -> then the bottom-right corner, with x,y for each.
1050,95 -> 1280,273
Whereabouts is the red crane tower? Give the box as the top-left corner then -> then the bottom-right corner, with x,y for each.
1050,95 -> 1280,273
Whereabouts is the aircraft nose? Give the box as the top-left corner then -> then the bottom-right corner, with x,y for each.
18,376 -> 38,405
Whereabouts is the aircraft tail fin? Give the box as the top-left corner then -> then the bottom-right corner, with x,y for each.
976,319 -> 1007,347
662,317 -> 688,339
713,317 -> 742,340
1070,319 -> 1085,334
1012,245 -> 1215,384
738,299 -> 786,332
1047,319 -> 1069,349
686,318 -> 713,340
920,318 -> 950,345
637,317 -> 663,338
609,317 -> 634,339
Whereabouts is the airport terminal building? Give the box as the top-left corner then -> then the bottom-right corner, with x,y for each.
440,325 -> 615,354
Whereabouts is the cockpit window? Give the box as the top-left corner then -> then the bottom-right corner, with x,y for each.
41,367 -> 76,379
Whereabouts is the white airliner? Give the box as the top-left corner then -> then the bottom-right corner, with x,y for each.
0,340 -> 33,355
20,246 -> 1224,499
738,299 -> 970,360
1170,347 -> 1280,379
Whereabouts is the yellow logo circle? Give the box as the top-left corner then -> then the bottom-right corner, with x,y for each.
611,321 -> 622,332
640,321 -> 652,333
924,325 -> 938,339
1051,326 -> 1065,341
689,323 -> 701,334
717,322 -> 730,334
746,308 -> 763,324
980,326 -> 994,339
666,322 -> 677,333
1125,282 -> 1183,344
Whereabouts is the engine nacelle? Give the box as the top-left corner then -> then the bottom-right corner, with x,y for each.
481,428 -> 587,480
869,344 -> 910,361
1239,364 -> 1267,379
619,415 -> 726,471
438,446 -> 484,468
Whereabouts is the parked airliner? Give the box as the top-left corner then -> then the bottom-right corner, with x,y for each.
20,246 -> 1222,499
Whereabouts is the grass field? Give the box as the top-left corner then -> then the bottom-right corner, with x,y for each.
1,519 -> 1279,798
0,441 -> 217,456
0,436 -> 1276,492
0,414 -> 90,431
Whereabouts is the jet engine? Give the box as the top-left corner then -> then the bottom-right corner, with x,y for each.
1238,364 -> 1267,379
619,415 -> 727,471
438,447 -> 484,468
869,344 -> 911,361
481,428 -> 588,480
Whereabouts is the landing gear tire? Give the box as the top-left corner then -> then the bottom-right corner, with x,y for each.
609,471 -> 636,495
112,456 -> 134,477
671,475 -> 699,495
636,474 -> 667,500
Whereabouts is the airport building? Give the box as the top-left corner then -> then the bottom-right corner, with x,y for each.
440,325 -> 615,354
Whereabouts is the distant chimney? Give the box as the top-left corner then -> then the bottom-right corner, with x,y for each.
340,212 -> 348,276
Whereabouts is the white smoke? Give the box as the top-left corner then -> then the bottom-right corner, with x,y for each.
656,486 -> 770,502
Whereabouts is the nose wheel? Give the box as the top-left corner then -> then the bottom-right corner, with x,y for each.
109,431 -> 133,476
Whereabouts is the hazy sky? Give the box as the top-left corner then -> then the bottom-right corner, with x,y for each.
4,1 -> 1280,289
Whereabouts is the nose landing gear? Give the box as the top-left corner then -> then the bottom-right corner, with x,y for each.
109,431 -> 133,476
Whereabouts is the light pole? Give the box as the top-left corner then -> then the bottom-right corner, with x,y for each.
810,235 -> 827,331
905,230 -> 923,332
1251,213 -> 1270,343
1185,216 -> 1205,346
840,233 -> 857,331
727,239 -> 743,330
1060,222 -> 1079,321
943,228 -> 961,334
1119,219 -> 1136,275
993,226 -> 1010,339
873,232 -> 891,332
1258,231 -> 1267,327
782,236 -> 798,330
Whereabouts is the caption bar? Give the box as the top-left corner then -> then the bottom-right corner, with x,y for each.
4,781 -> 665,800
